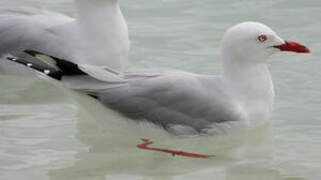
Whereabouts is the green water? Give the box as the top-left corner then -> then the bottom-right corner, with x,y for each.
0,0 -> 320,180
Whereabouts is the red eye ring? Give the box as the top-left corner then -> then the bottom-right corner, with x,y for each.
258,35 -> 268,42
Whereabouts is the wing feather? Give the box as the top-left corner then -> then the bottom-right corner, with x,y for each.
0,7 -> 76,61
98,72 -> 244,133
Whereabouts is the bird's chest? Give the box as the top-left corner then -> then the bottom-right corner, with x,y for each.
229,72 -> 275,123
243,98 -> 274,123
237,83 -> 275,123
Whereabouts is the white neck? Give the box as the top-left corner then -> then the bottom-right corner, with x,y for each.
222,48 -> 275,122
74,0 -> 129,70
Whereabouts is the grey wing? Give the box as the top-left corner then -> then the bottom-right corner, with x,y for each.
98,72 -> 243,133
0,7 -> 77,61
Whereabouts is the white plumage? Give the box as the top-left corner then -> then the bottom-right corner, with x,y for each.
0,0 -> 129,80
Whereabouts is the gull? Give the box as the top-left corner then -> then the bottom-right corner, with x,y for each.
5,22 -> 310,135
0,0 -> 129,81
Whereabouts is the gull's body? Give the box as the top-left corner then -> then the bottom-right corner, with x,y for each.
90,23 -> 280,135
3,22 -> 309,135
95,70 -> 248,135
0,0 -> 129,70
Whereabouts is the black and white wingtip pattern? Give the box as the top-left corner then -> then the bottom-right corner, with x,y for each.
6,56 -> 63,80
24,50 -> 87,76
5,49 -> 89,80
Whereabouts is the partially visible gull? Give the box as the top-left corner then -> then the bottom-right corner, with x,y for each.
0,0 -> 129,82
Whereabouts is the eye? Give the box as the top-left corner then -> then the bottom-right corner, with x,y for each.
257,34 -> 268,42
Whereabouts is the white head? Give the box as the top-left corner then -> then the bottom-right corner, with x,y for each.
221,22 -> 310,63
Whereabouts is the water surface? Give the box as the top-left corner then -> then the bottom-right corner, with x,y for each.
0,0 -> 320,180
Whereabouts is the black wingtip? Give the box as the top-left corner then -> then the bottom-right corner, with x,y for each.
5,55 -> 63,80
23,49 -> 87,76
